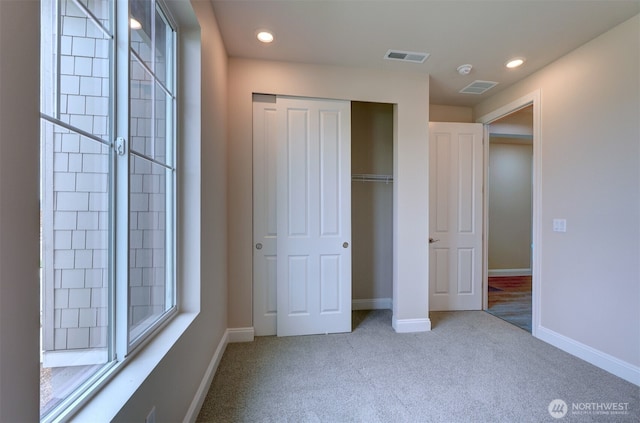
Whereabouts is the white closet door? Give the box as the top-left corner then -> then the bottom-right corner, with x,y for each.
253,96 -> 278,336
276,97 -> 352,336
429,122 -> 483,311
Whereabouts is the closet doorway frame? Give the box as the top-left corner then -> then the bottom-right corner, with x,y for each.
252,97 -> 398,336
476,90 -> 542,337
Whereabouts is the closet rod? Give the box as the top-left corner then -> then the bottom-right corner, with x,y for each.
351,173 -> 394,183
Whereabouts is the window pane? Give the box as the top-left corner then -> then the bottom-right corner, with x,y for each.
154,7 -> 171,88
127,0 -> 175,350
154,83 -> 170,165
40,0 -> 113,418
130,59 -> 172,166
130,0 -> 152,69
77,0 -> 111,29
128,155 -> 173,343
59,0 -> 112,142
130,58 -> 153,157
40,121 -> 112,416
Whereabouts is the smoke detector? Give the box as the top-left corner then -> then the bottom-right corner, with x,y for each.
457,64 -> 472,75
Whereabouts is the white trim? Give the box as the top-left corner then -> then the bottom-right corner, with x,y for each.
352,298 -> 392,310
42,348 -> 108,368
392,317 -> 432,333
476,91 -> 539,124
477,89 -> 542,338
536,326 -> 640,386
481,124 -> 490,311
488,268 -> 532,277
68,313 -> 197,422
227,327 -> 255,343
182,330 -> 229,423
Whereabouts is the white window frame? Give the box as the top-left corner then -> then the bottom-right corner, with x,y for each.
116,0 -> 178,357
40,0 -> 181,421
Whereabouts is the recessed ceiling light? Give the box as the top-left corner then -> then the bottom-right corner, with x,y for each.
506,58 -> 525,69
130,18 -> 142,30
257,31 -> 274,43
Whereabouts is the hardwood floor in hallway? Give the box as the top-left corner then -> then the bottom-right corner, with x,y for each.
486,275 -> 532,332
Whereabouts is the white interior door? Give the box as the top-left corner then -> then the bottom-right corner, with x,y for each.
276,97 -> 351,336
253,95 -> 278,336
429,122 -> 483,311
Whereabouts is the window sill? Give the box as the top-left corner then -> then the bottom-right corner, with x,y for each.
63,311 -> 198,422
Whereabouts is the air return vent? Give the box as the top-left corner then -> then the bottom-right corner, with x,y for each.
384,49 -> 430,63
459,80 -> 498,95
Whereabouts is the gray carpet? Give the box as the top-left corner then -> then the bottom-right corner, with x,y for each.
197,310 -> 639,422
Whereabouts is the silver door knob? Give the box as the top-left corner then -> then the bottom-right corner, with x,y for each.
343,242 -> 349,248
429,238 -> 439,244
255,243 -> 263,250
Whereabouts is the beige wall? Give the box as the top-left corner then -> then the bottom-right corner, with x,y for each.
476,14 -> 640,368
5,3 -> 636,420
351,102 -> 393,301
429,104 -> 473,122
489,107 -> 533,137
488,141 -> 532,271
227,59 -> 430,329
0,1 -> 41,420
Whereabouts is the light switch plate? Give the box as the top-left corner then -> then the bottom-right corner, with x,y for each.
553,219 -> 567,232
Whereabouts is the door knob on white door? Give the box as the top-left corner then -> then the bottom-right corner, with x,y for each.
343,242 -> 349,248
429,238 -> 439,244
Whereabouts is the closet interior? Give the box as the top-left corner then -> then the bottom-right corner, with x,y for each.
351,101 -> 394,310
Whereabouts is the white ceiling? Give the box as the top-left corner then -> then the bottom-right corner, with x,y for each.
210,0 -> 640,107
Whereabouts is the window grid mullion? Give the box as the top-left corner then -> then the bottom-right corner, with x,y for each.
55,0 -> 61,120
129,150 -> 174,171
40,113 -> 112,147
114,0 -> 131,359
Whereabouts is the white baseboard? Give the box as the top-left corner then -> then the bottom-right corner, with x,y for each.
227,327 -> 255,343
352,298 -> 392,310
392,317 -> 431,333
183,326 -> 256,422
488,268 -> 531,277
183,330 -> 229,423
536,325 -> 640,386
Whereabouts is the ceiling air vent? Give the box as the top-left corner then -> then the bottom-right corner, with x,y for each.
384,49 -> 429,64
459,80 -> 499,95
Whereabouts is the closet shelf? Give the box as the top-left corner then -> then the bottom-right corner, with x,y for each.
351,173 -> 394,183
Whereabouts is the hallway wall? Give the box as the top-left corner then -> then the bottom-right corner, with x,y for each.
227,59 -> 431,331
476,14 -> 640,377
488,140 -> 532,274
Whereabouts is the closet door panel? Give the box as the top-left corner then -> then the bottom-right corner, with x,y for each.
286,108 -> 310,237
319,110 -> 341,237
253,98 -> 278,336
277,97 -> 351,337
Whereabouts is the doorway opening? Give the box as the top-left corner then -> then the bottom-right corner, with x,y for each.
351,102 -> 394,328
485,105 -> 533,332
477,90 -> 541,336
252,97 -> 396,336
